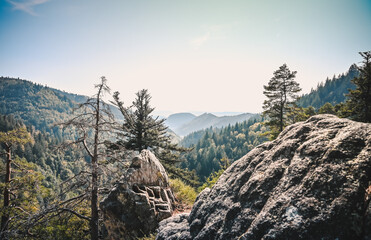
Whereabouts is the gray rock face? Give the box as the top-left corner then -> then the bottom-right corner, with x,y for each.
157,115 -> 371,240
101,150 -> 175,240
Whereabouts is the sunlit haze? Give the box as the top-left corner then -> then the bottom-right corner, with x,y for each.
1,0 -> 371,115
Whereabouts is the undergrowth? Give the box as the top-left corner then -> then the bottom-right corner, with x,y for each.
170,178 -> 197,206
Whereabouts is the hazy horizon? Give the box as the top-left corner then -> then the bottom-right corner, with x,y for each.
1,0 -> 370,113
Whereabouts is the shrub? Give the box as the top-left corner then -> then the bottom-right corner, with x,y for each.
169,178 -> 197,205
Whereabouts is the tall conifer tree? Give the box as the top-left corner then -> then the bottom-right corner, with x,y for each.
113,89 -> 198,186
263,64 -> 301,138
346,51 -> 371,122
113,89 -> 170,151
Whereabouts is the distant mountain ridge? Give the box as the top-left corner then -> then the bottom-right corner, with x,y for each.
165,113 -> 196,130
166,112 -> 257,136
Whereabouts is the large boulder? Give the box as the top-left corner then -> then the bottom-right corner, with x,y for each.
157,115 -> 371,240
101,150 -> 175,240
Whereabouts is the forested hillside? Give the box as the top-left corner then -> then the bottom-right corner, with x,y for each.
0,114 -> 86,187
180,117 -> 267,181
0,77 -> 77,134
0,54 -> 368,238
0,114 -> 93,238
0,77 -> 123,135
297,65 -> 359,108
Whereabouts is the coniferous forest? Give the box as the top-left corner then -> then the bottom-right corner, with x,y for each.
0,51 -> 370,239
2,0 -> 371,238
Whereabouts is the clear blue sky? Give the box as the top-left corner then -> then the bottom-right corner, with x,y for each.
1,0 -> 371,114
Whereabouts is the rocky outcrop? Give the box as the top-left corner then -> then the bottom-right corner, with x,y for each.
157,115 -> 371,240
101,150 -> 175,240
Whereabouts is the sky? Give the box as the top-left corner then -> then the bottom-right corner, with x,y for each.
1,0 -> 371,115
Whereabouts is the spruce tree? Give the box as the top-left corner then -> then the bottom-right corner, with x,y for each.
113,89 -> 169,151
346,51 -> 371,122
113,89 -> 198,186
263,64 -> 301,138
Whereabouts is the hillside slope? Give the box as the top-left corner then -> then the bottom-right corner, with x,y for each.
180,116 -> 267,181
298,64 -> 359,108
0,77 -> 76,132
0,77 -> 123,132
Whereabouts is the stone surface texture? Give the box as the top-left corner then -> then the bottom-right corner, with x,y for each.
101,150 -> 175,240
157,115 -> 371,240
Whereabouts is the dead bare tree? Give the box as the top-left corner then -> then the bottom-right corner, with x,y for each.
57,77 -> 119,240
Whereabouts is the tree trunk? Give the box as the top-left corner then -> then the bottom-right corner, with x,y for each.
365,83 -> 370,122
280,98 -> 284,132
90,158 -> 99,240
1,145 -> 11,239
90,85 -> 102,240
280,107 -> 283,132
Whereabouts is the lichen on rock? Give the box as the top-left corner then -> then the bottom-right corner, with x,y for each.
157,115 -> 371,240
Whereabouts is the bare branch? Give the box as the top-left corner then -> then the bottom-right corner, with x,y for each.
60,208 -> 91,221
82,139 -> 94,158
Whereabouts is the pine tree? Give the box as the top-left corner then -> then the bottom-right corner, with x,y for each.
263,64 -> 301,138
318,102 -> 336,115
0,127 -> 32,239
113,89 -> 198,186
346,51 -> 371,122
113,89 -> 170,151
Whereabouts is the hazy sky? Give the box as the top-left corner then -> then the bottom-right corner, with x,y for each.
1,0 -> 371,115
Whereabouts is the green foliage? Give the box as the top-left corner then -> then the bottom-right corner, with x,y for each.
0,156 -> 49,238
180,129 -> 207,148
198,157 -> 231,192
1,57 -> 366,238
0,114 -> 86,188
0,114 -> 91,239
0,126 -> 32,147
0,114 -> 23,132
169,178 -> 197,206
136,234 -> 156,240
181,117 -> 267,182
113,89 -> 171,152
345,51 -> 371,122
113,89 -> 195,185
0,77 -> 77,134
298,65 -> 359,109
334,102 -> 353,118
160,162 -> 199,187
286,106 -> 316,125
0,125 -> 34,237
30,205 -> 90,240
263,64 -> 301,137
318,102 -> 337,115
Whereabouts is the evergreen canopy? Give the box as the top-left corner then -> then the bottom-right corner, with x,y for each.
263,64 -> 301,138
346,51 -> 371,123
113,89 -> 197,185
113,89 -> 170,152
